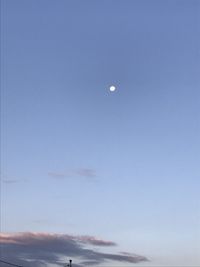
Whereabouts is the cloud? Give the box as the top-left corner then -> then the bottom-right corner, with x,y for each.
75,235 -> 116,246
48,172 -> 68,178
1,173 -> 20,184
48,168 -> 97,179
2,179 -> 28,184
2,179 -> 20,184
76,169 -> 96,178
1,174 -> 28,184
0,232 -> 148,267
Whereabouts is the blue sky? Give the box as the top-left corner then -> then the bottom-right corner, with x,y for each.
1,0 -> 200,266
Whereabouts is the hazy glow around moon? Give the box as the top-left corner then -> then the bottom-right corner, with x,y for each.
109,85 -> 116,92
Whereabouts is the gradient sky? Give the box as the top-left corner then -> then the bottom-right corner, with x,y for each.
1,0 -> 200,266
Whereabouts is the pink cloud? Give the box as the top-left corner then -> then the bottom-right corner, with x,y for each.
0,232 -> 148,267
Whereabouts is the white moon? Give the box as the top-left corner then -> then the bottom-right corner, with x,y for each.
109,85 -> 116,92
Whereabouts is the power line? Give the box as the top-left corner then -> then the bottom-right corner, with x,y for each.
1,260 -> 196,267
0,259 -> 73,267
0,260 -> 23,267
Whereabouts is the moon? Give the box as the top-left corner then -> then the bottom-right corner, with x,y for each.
109,85 -> 116,92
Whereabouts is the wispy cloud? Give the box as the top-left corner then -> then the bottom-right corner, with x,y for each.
2,179 -> 20,184
1,173 -> 28,184
2,178 -> 28,184
0,232 -> 148,267
48,168 -> 97,179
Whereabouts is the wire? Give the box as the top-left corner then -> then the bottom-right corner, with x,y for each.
0,260 -> 196,267
0,259 -> 23,267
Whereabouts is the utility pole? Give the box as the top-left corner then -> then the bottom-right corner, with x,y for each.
65,259 -> 72,267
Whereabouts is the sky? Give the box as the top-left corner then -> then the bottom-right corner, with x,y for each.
0,0 -> 200,266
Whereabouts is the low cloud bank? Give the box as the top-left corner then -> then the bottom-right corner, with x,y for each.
0,232 -> 148,267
